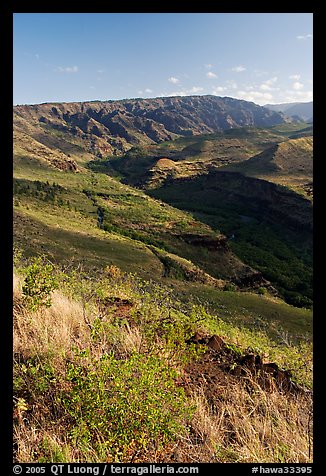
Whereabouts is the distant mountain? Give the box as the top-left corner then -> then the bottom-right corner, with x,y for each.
265,102 -> 299,113
14,95 -> 287,156
264,102 -> 313,122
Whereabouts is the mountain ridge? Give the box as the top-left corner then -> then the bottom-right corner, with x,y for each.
14,95 -> 287,157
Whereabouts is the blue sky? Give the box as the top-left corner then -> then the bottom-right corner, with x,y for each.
13,13 -> 313,106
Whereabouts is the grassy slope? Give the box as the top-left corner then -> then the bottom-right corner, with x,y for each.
175,282 -> 312,338
14,118 -> 313,315
14,148 -> 257,285
13,209 -> 162,278
14,196 -> 312,342
13,117 -> 313,463
13,265 -> 312,463
13,154 -> 153,269
219,136 -> 313,197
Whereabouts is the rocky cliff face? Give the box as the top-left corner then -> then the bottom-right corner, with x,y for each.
14,95 -> 286,156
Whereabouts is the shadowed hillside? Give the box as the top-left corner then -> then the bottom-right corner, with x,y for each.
13,95 -> 313,464
149,170 -> 312,307
13,99 -> 312,308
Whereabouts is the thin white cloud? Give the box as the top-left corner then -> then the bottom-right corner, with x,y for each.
260,84 -> 273,91
289,74 -> 301,80
168,76 -> 180,84
167,86 -> 204,97
97,69 -> 105,74
205,64 -> 213,69
225,80 -> 238,89
265,76 -> 278,86
296,34 -> 313,40
206,71 -> 217,79
293,81 -> 304,90
189,86 -> 204,93
232,65 -> 246,73
138,89 -> 153,95
212,86 -> 227,94
55,65 -> 78,73
284,90 -> 313,102
260,77 -> 279,91
234,90 -> 274,104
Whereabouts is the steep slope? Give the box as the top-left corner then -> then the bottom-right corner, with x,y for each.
107,124 -> 309,189
14,133 -> 272,290
149,170 -> 312,307
220,136 -> 313,196
14,95 -> 286,158
13,266 -> 312,463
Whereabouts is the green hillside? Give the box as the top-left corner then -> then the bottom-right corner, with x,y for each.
106,123 -> 311,187
14,115 -> 313,309
13,103 -> 313,465
220,136 -> 313,198
13,156 -> 252,285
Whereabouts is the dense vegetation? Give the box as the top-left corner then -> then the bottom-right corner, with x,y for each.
13,102 -> 313,463
149,185 -> 312,308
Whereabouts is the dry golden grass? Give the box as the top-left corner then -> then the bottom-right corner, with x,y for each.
14,279 -> 90,357
175,378 -> 313,463
13,271 -> 143,359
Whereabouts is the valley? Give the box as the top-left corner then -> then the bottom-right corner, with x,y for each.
13,95 -> 313,314
13,95 -> 313,463
105,121 -> 313,308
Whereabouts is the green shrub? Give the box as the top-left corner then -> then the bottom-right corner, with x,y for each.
62,350 -> 192,461
224,282 -> 237,292
258,286 -> 267,295
13,355 -> 57,399
160,255 -> 187,280
22,257 -> 58,311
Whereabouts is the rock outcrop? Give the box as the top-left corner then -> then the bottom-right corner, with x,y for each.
186,333 -> 307,395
